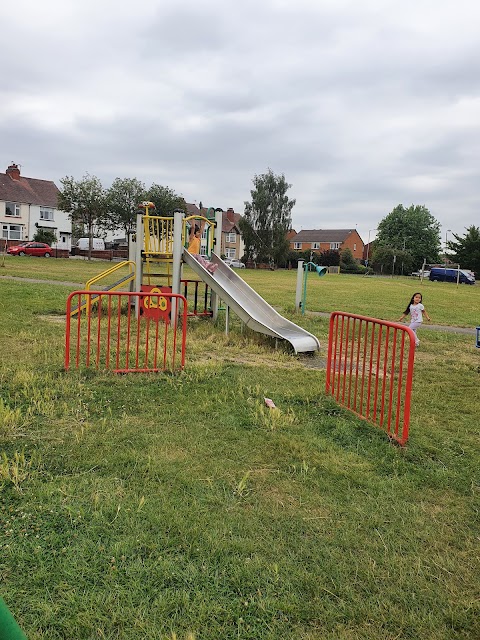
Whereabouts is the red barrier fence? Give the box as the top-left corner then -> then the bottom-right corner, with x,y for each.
65,291 -> 187,373
326,312 -> 416,445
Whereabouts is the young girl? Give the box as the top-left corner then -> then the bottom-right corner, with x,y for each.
398,292 -> 431,346
187,223 -> 218,274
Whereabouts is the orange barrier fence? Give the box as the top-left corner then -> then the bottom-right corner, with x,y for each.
65,291 -> 187,373
326,312 -> 416,446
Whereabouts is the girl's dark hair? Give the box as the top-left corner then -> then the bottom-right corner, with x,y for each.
404,292 -> 422,315
194,225 -> 200,234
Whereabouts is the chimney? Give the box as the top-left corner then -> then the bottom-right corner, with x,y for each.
226,208 -> 235,223
6,163 -> 21,180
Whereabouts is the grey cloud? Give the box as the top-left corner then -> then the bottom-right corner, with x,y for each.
2,0 -> 480,246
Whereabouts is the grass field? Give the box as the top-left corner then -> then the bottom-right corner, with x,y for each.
0,258 -> 479,640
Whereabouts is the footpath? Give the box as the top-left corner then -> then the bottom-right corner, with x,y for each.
305,310 -> 476,336
0,275 -> 83,287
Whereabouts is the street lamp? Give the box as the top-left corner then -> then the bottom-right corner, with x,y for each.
401,236 -> 412,276
365,228 -> 377,269
445,229 -> 452,266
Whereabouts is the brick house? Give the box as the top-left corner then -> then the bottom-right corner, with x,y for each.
0,163 -> 71,251
290,229 -> 364,260
187,204 -> 244,261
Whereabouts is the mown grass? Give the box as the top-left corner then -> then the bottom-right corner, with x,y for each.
0,255 -> 112,284
2,255 -> 479,325
241,269 -> 480,328
0,263 -> 479,640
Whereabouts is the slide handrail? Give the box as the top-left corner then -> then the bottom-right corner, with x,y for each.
85,260 -> 136,292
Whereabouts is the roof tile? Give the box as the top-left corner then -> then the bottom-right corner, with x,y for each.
0,172 -> 60,208
291,229 -> 356,242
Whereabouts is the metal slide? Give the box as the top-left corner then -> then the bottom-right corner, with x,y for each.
183,250 -> 320,353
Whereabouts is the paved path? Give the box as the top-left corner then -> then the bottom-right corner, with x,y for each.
2,275 -> 477,336
0,275 -> 84,287
305,310 -> 476,335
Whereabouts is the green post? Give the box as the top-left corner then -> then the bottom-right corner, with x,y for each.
301,262 -> 328,315
0,597 -> 28,640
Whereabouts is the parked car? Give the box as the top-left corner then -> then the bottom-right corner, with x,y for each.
429,267 -> 475,285
7,242 -> 53,257
411,270 -> 431,278
225,259 -> 245,269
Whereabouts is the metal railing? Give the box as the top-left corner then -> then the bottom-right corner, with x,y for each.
181,279 -> 212,316
143,215 -> 174,256
65,291 -> 187,373
70,261 -> 136,316
183,215 -> 216,255
326,312 -> 416,446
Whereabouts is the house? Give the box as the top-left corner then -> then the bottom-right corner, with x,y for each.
286,229 -> 297,242
218,207 -> 244,261
0,163 -> 72,251
290,229 -> 364,261
189,204 -> 244,261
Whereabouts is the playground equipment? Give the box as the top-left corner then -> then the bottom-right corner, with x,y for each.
295,260 -> 328,314
76,205 -> 320,354
184,251 -> 320,353
326,312 -> 416,446
70,260 -> 136,316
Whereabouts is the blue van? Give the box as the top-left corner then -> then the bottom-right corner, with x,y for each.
429,267 -> 475,285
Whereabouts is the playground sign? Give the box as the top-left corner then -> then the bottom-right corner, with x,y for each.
141,285 -> 171,321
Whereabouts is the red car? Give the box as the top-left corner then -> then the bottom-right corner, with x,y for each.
7,242 -> 53,257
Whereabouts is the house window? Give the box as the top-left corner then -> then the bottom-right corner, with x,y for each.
330,242 -> 341,250
353,243 -> 357,251
2,224 -> 23,240
226,248 -> 236,259
311,242 -> 320,249
5,202 -> 20,217
40,207 -> 54,221
294,242 -> 302,250
226,232 -> 236,243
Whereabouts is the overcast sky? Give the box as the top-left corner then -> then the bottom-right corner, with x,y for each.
2,0 -> 479,244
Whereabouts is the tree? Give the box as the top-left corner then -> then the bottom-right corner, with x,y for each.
33,228 -> 57,246
376,204 -> 441,268
340,247 -> 366,274
146,184 -> 187,217
320,249 -> 340,267
370,245 -> 413,275
447,226 -> 480,275
58,174 -> 107,259
104,177 -> 147,239
279,249 -> 310,269
240,169 -> 295,265
71,220 -> 85,243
